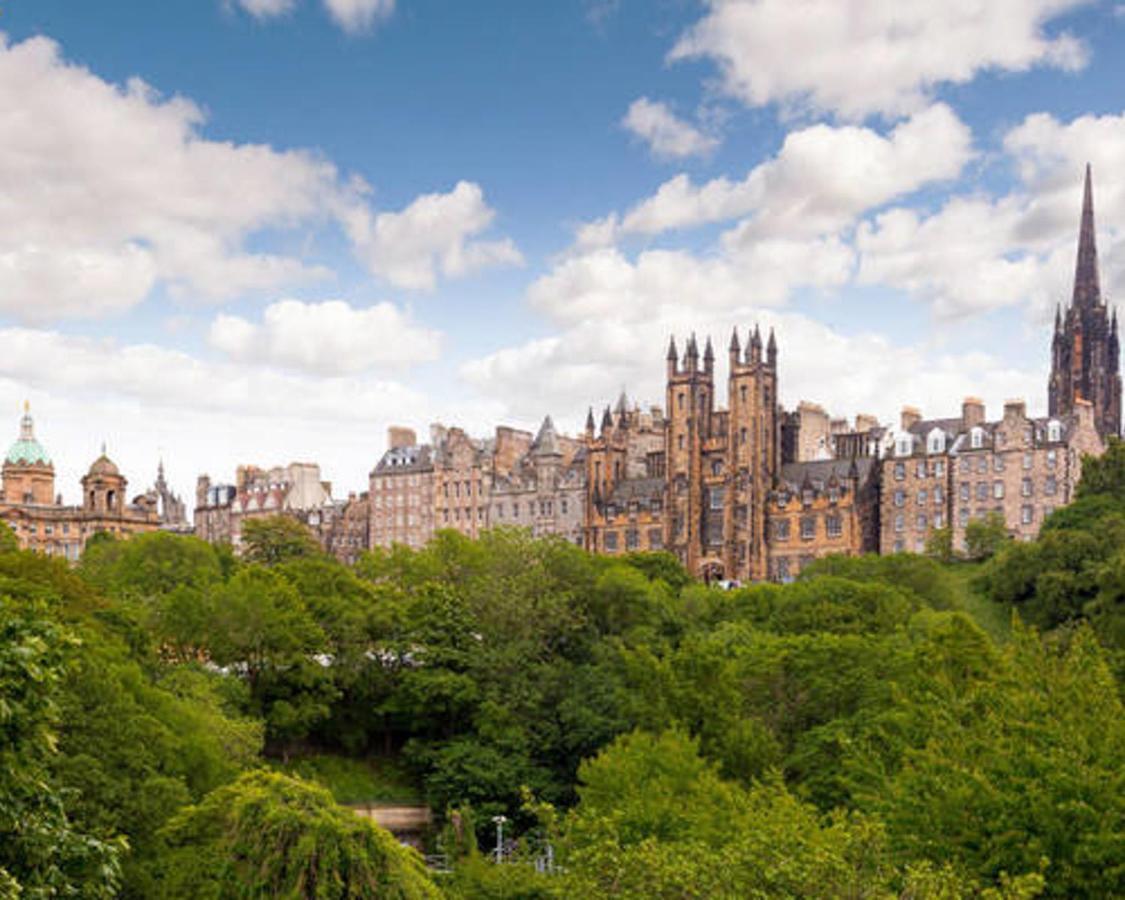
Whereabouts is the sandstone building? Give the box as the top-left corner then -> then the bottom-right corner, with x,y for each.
1,405 -> 162,558
194,461 -> 334,553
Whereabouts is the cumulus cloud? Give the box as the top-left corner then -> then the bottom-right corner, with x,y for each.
622,97 -> 719,160
670,0 -> 1090,120
0,34 -> 517,321
347,181 -> 523,290
0,33 -> 355,321
208,299 -> 442,374
322,0 -> 396,33
858,111 -> 1125,320
579,104 -> 973,246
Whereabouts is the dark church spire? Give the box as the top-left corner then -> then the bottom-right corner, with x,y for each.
1072,163 -> 1102,309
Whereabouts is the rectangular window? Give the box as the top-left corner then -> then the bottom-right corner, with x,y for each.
626,528 -> 639,550
915,461 -> 927,478
894,490 -> 905,508
774,519 -> 790,541
960,457 -> 971,474
916,513 -> 927,530
1045,476 -> 1057,496
800,517 -> 815,540
976,482 -> 989,501
959,508 -> 969,526
977,457 -> 988,474
959,483 -> 969,502
604,531 -> 618,551
993,481 -> 1004,500
934,510 -> 944,528
648,528 -> 663,550
1021,478 -> 1032,498
826,515 -> 842,538
709,487 -> 725,510
776,557 -> 791,582
934,486 -> 943,504
917,489 -> 927,506
894,462 -> 905,481
934,460 -> 945,478
994,456 -> 1005,472
1023,451 -> 1033,470
1021,505 -> 1033,525
894,513 -> 904,533
1047,449 -> 1057,469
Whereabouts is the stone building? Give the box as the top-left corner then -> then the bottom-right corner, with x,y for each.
766,457 -> 880,581
369,429 -> 435,550
664,329 -> 779,582
316,493 -> 371,565
583,396 -> 667,557
1,405 -> 160,559
879,397 -> 1103,554
194,461 -> 334,553
147,460 -> 191,533
1049,165 -> 1121,439
432,425 -> 491,539
491,417 -> 586,545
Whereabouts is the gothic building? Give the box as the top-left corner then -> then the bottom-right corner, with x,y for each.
1049,165 -> 1122,439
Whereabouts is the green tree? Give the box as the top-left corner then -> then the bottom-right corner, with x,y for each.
242,516 -> 322,566
159,770 -> 440,899
924,525 -> 956,563
0,596 -> 123,897
1075,436 -> 1125,503
965,511 -> 1010,561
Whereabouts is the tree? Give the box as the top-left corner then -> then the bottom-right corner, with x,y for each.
242,516 -> 322,566
0,596 -> 123,897
965,512 -> 1010,561
925,525 -> 956,564
159,770 -> 440,898
1075,436 -> 1125,503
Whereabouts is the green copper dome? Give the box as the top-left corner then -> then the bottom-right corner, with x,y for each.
5,405 -> 51,467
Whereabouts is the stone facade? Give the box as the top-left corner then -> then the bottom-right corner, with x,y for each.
1,406 -> 160,559
368,430 -> 435,550
767,458 -> 880,581
433,425 -> 491,539
194,461 -> 334,553
880,397 -> 1103,554
1049,165 -> 1122,439
491,417 -> 586,544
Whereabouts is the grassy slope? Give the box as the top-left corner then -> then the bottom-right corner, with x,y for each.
945,561 -> 1012,644
277,754 -> 422,805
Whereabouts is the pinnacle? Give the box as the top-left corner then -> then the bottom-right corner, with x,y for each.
1072,163 -> 1102,308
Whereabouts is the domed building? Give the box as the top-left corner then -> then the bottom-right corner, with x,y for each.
0,405 -> 161,560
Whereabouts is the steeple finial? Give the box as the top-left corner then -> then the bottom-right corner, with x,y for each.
1072,163 -> 1102,309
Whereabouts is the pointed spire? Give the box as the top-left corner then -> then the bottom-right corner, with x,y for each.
666,335 -> 678,361
533,415 -> 561,456
615,389 -> 628,415
600,405 -> 613,434
767,327 -> 778,366
586,407 -> 596,432
1113,307 -> 1119,336
686,333 -> 699,358
728,327 -> 740,354
703,335 -> 714,366
1073,163 -> 1102,309
751,324 -> 762,348
1055,303 -> 1062,332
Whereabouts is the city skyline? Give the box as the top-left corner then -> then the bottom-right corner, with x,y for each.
2,2 -> 1125,504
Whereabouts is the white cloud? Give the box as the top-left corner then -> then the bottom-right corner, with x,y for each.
208,298 -> 442,374
622,97 -> 719,160
670,0 -> 1090,120
0,33 -> 356,321
235,0 -> 297,19
347,181 -> 523,290
580,104 -> 973,246
857,111 -> 1125,320
0,34 -> 518,321
322,0 -> 396,34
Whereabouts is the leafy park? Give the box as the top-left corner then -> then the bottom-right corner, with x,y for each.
2,443 -> 1124,898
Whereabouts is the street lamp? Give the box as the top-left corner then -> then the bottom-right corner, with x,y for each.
491,815 -> 508,863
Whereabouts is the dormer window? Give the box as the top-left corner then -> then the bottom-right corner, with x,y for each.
970,427 -> 984,450
927,428 -> 945,455
896,436 -> 912,457
1047,419 -> 1062,443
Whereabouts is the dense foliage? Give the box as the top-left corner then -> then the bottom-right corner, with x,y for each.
0,444 -> 1122,897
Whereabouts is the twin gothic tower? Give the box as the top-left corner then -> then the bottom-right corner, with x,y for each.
1049,164 -> 1122,439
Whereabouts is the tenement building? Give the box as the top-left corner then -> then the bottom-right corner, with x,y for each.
491,417 -> 586,544
194,461 -> 335,552
1,404 -> 161,558
880,397 -> 1102,554
1049,165 -> 1121,440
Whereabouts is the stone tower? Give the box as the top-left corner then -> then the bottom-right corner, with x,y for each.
1049,165 -> 1122,438
665,328 -> 778,581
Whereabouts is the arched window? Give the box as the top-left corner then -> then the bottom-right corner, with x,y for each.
106,490 -> 116,510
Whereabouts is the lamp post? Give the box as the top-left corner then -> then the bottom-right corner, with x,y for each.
491,815 -> 508,863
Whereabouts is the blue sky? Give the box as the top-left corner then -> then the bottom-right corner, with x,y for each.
1,0 -> 1124,504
